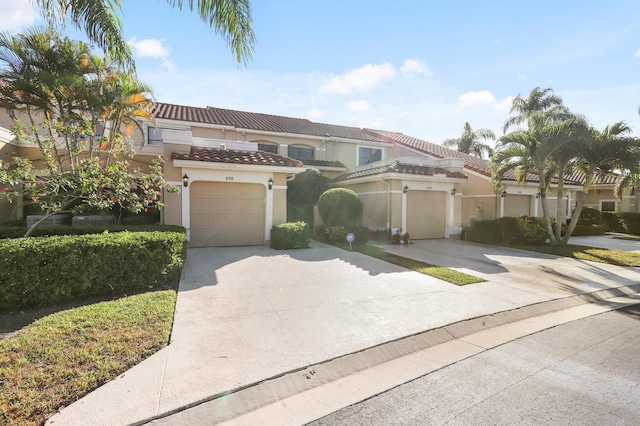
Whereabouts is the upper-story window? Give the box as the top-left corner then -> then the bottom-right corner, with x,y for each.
258,143 -> 278,154
148,127 -> 163,145
288,146 -> 314,161
359,147 -> 382,165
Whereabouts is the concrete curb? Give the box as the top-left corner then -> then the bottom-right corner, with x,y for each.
143,284 -> 640,425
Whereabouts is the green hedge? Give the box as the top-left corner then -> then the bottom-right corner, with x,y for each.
618,212 -> 640,235
317,188 -> 362,231
270,222 -> 310,249
0,231 -> 187,312
464,217 -> 547,246
602,212 -> 625,233
0,224 -> 185,239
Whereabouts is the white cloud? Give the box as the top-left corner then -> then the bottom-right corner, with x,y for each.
458,90 -> 513,114
458,90 -> 497,107
321,63 -> 396,94
0,0 -> 37,31
349,100 -> 371,112
128,37 -> 175,70
307,108 -> 324,119
634,49 -> 640,59
400,59 -> 434,78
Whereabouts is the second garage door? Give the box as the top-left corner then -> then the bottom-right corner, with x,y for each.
190,182 -> 265,247
406,191 -> 446,239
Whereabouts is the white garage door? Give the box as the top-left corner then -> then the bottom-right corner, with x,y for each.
504,195 -> 530,218
406,191 -> 446,239
190,182 -> 265,247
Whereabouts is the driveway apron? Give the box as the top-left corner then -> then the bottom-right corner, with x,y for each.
47,240 -> 640,426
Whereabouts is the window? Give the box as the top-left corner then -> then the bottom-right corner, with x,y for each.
258,143 -> 278,154
288,146 -> 314,160
359,147 -> 382,165
601,201 -> 616,212
148,127 -> 163,145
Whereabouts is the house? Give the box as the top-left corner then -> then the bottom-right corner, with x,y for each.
0,102 -> 635,246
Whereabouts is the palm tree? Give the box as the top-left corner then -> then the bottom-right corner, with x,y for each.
566,122 -> 640,243
503,87 -> 563,133
442,122 -> 495,158
492,107 -> 585,245
32,0 -> 255,68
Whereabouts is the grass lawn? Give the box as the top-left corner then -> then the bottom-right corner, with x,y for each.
0,290 -> 176,426
520,244 -> 640,267
351,243 -> 484,285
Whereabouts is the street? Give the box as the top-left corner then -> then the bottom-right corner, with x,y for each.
310,305 -> 640,425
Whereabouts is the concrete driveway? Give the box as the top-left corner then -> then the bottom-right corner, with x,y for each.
48,240 -> 640,426
568,233 -> 640,252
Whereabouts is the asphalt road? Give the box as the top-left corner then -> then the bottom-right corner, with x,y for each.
309,305 -> 640,426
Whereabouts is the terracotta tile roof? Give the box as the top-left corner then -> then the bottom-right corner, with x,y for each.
154,102 -> 387,143
366,129 -> 493,176
302,159 -> 346,169
564,170 -> 619,185
332,161 -> 467,182
171,147 -> 303,168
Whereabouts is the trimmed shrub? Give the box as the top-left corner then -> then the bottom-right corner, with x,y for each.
369,229 -> 392,243
576,206 -> 603,225
314,224 -> 346,244
594,224 -> 609,235
464,216 -> 547,246
317,188 -> 362,231
270,221 -> 310,249
119,214 -> 160,225
618,212 -> 640,235
0,224 -> 185,239
572,224 -> 596,236
0,231 -> 187,312
602,212 -> 625,233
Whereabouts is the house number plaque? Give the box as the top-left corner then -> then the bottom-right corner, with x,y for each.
225,176 -> 234,181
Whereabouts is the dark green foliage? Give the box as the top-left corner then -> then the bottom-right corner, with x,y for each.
314,224 -> 346,243
618,212 -> 640,235
270,222 -> 310,249
572,224 -> 596,236
0,231 -> 187,312
369,229 -> 392,243
287,168 -> 325,226
594,224 -> 609,235
0,224 -> 185,239
287,168 -> 324,206
576,206 -> 603,225
317,188 -> 362,230
464,217 -> 547,246
602,212 -> 625,233
119,214 -> 160,225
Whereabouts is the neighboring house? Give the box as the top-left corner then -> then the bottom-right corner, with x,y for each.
0,102 -> 636,246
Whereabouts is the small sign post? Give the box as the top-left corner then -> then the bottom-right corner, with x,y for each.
346,232 -> 355,250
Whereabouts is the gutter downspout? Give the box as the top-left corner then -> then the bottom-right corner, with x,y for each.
382,178 -> 391,229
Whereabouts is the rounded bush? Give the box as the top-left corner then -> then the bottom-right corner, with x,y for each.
317,188 -> 362,230
576,206 -> 603,225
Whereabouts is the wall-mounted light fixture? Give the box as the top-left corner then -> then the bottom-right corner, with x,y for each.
403,185 -> 409,194
182,173 -> 189,187
268,177 -> 274,190
501,190 -> 507,198
451,188 -> 457,196
536,191 -> 541,199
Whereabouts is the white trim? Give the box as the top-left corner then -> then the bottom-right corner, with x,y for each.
356,190 -> 404,196
357,145 -> 384,166
461,194 -> 498,198
600,199 -> 617,213
173,159 -> 304,174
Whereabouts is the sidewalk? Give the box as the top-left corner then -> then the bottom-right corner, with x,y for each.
46,240 -> 640,425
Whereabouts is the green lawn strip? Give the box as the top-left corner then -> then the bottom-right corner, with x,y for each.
0,290 -> 176,426
520,244 -> 640,267
353,243 -> 484,285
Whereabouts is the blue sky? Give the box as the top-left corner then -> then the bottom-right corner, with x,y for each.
2,0 -> 640,145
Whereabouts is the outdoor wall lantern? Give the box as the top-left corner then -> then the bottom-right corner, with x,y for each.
182,173 -> 189,187
451,188 -> 457,196
403,185 -> 409,194
268,177 -> 274,190
536,191 -> 541,199
501,190 -> 507,198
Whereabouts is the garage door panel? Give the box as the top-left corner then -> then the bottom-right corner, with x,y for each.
407,191 -> 446,239
190,182 -> 265,247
